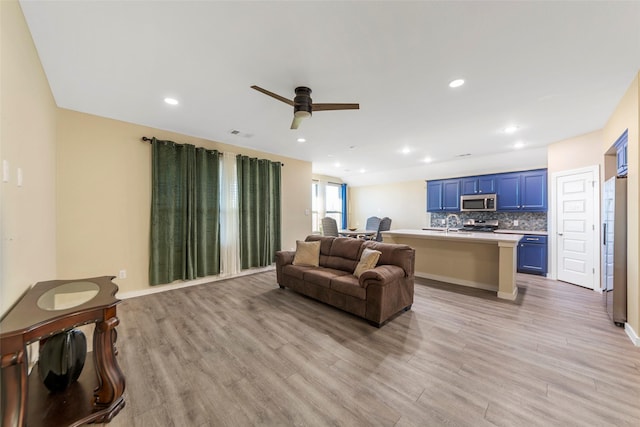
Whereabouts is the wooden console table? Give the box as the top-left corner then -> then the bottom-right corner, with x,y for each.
1,276 -> 125,427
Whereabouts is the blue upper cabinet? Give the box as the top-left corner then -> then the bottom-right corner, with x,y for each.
461,175 -> 495,195
521,170 -> 547,211
496,172 -> 521,210
478,175 -> 496,194
442,179 -> 461,211
426,180 -> 444,211
615,129 -> 628,177
429,169 -> 546,212
427,179 -> 461,212
461,177 -> 478,195
496,169 -> 547,211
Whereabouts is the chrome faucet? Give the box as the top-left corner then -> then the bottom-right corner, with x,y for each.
445,213 -> 460,232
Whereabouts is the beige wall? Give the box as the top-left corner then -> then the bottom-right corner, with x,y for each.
56,109 -> 312,295
1,0 -> 57,316
349,180 -> 428,230
603,72 -> 639,338
545,131 -> 603,294
547,130 -> 604,176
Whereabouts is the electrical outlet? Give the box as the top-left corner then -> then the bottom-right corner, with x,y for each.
118,269 -> 127,279
513,220 -> 519,226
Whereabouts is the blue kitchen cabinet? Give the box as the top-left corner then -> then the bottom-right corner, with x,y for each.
427,179 -> 461,212
517,235 -> 548,276
615,129 -> 628,177
426,180 -> 443,211
496,169 -> 547,211
442,179 -> 461,211
520,170 -> 547,211
461,175 -> 495,195
495,172 -> 521,210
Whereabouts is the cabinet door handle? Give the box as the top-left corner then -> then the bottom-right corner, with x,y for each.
558,233 -> 563,236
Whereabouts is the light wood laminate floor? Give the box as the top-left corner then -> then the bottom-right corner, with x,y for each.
106,271 -> 640,427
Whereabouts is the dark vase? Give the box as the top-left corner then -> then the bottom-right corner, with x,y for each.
38,329 -> 87,392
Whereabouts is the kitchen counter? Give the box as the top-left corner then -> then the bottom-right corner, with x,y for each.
382,229 -> 522,300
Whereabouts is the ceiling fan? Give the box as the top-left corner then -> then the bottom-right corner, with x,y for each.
251,85 -> 359,129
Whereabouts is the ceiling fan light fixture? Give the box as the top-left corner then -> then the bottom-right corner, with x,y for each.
294,110 -> 311,118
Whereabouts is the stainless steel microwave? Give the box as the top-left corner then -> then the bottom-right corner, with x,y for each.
460,194 -> 497,212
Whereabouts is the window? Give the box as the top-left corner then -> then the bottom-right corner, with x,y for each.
311,180 -> 346,233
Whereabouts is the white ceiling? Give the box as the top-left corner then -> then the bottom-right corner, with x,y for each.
20,1 -> 640,186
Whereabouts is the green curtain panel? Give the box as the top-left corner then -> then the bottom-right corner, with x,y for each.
237,155 -> 282,269
149,138 -> 220,285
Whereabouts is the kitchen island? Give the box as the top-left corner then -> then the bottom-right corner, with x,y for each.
382,229 -> 523,300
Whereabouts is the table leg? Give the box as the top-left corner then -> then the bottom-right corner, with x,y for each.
1,348 -> 28,427
92,311 -> 125,422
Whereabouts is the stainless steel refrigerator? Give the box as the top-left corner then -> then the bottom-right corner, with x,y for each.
602,176 -> 627,326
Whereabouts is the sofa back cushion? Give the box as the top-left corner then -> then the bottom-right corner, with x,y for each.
325,237 -> 364,272
363,241 -> 415,277
305,235 -> 364,272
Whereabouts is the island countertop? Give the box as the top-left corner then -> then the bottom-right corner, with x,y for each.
382,228 -> 521,300
384,229 -> 523,244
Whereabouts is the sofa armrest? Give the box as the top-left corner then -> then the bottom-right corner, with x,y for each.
276,250 -> 295,266
359,265 -> 405,288
275,251 -> 295,286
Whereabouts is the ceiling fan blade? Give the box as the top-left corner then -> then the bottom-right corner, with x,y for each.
290,115 -> 304,130
251,85 -> 294,106
312,103 -> 360,111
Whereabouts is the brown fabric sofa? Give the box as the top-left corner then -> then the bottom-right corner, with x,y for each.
275,235 -> 415,327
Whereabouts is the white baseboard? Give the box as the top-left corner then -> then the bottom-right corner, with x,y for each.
118,266 -> 275,300
625,323 -> 640,346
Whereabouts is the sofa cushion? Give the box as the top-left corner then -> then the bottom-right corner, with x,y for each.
304,267 -> 349,289
324,237 -> 363,272
293,240 -> 321,267
330,275 -> 366,300
353,248 -> 382,278
282,264 -> 314,281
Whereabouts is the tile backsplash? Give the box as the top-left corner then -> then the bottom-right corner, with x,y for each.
430,211 -> 547,231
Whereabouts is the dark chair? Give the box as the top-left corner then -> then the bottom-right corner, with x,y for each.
373,217 -> 392,242
360,216 -> 381,239
321,217 -> 339,237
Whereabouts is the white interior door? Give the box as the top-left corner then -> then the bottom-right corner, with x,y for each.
556,169 -> 597,289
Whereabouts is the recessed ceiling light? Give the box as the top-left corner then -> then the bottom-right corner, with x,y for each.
449,79 -> 465,88
503,125 -> 519,134
334,162 -> 341,168
360,168 -> 366,173
423,157 -> 432,163
164,97 -> 179,105
401,147 -> 410,154
514,141 -> 525,149
297,138 -> 306,143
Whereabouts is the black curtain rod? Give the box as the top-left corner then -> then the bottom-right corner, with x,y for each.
141,136 -> 284,166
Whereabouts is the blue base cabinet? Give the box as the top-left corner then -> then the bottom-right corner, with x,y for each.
517,235 -> 548,276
